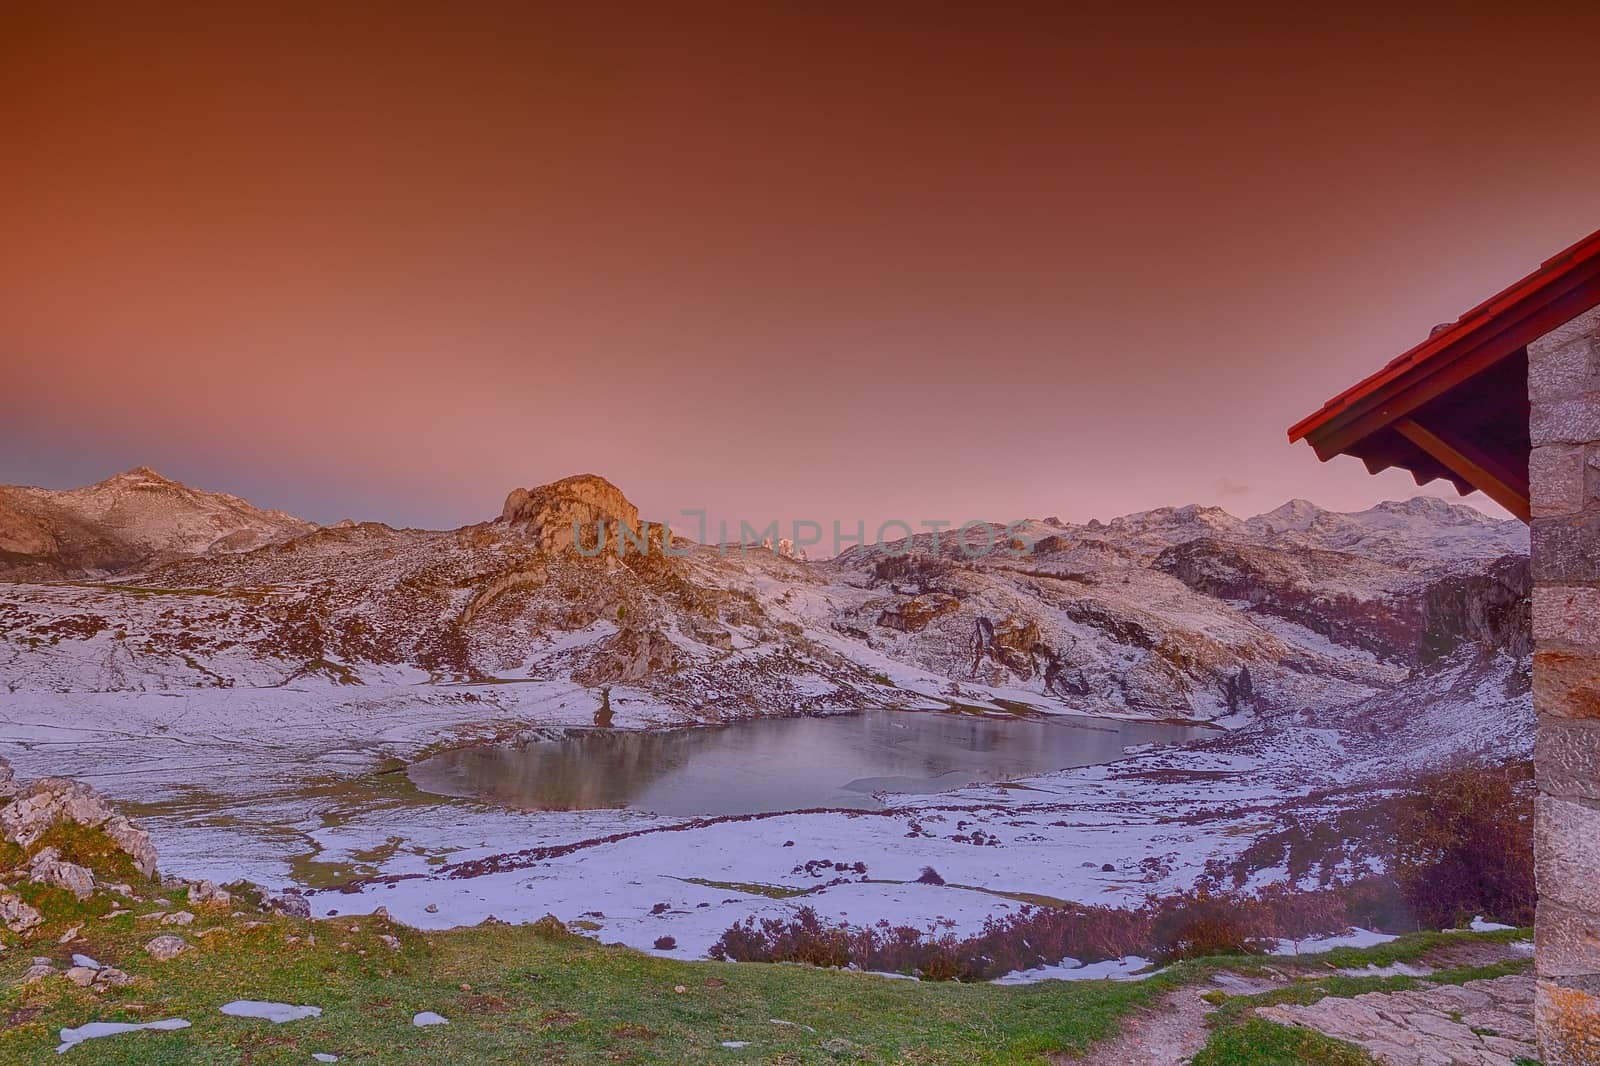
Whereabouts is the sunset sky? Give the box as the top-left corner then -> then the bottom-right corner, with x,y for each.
6,5 -> 1600,539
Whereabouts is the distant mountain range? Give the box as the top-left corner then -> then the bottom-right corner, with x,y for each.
0,469 -> 1530,744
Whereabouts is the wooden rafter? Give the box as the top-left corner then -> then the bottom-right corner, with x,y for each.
1393,417 -> 1531,521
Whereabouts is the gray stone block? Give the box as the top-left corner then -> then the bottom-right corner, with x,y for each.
1534,515 -> 1600,583
1536,587 -> 1600,646
1538,899 -> 1600,979
1533,394 -> 1600,447
1534,444 -> 1590,517
1536,795 -> 1600,909
1531,336 -> 1600,402
1539,717 -> 1600,801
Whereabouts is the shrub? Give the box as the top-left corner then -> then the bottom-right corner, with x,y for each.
1390,763 -> 1534,929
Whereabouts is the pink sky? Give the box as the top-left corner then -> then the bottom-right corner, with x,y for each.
5,5 -> 1599,534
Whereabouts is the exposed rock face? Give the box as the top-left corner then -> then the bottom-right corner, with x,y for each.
0,890 -> 44,933
574,626 -> 679,685
0,773 -> 159,878
500,474 -> 642,553
28,846 -> 97,900
876,593 -> 960,633
0,467 -> 313,579
1257,974 -> 1536,1066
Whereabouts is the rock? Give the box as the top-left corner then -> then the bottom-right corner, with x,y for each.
378,934 -> 401,951
425,903 -> 439,913
574,626 -> 679,686
29,851 -> 97,900
160,910 -> 195,926
0,755 -> 17,800
94,967 -> 133,988
65,966 -> 99,987
186,880 -> 232,907
0,777 -> 158,878
0,889 -> 43,933
143,934 -> 189,961
268,891 -> 311,918
21,962 -> 56,983
876,593 -> 960,633
500,475 -> 643,553
58,923 -> 82,943
70,953 -> 100,969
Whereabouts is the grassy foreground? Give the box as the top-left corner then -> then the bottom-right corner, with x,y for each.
0,895 -> 1177,1064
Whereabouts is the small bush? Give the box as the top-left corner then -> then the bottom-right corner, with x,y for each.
915,866 -> 945,885
652,935 -> 677,950
1390,763 -> 1533,929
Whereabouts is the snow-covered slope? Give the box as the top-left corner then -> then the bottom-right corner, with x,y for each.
0,471 -> 1528,744
0,467 -> 313,580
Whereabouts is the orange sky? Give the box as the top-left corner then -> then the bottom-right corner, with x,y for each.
5,4 -> 1600,535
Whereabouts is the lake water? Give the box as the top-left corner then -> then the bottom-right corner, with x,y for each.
407,709 -> 1214,817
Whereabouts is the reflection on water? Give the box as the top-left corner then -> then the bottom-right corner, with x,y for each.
408,710 -> 1213,817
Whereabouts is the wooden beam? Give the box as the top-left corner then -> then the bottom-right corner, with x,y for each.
1393,417 -> 1532,522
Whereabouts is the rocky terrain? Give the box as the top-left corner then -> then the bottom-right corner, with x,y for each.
0,469 -> 1530,731
0,467 -> 312,582
0,468 -> 1535,975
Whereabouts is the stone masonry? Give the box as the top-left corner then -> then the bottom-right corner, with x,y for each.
1530,301 -> 1600,1066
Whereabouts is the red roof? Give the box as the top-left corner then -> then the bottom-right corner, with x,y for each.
1287,226 -> 1600,522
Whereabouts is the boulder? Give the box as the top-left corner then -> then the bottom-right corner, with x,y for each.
0,777 -> 158,878
268,891 -> 311,919
143,934 -> 189,961
0,890 -> 43,933
20,962 -> 55,984
0,756 -> 17,800
186,880 -> 232,907
28,848 -> 97,900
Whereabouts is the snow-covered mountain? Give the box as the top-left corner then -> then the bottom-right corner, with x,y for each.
0,467 -> 313,580
0,470 -> 1529,752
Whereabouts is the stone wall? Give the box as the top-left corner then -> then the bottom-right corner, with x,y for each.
1530,302 -> 1600,1066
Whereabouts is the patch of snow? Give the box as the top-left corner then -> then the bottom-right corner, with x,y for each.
69,954 -> 100,970
56,1018 -> 191,1055
992,956 -> 1156,984
1269,928 -> 1398,955
220,1001 -> 324,1023
412,1011 -> 449,1027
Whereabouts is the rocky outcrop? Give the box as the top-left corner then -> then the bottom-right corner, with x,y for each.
500,474 -> 643,553
1418,555 -> 1531,663
0,890 -> 43,933
0,768 -> 159,878
574,626 -> 680,686
876,594 -> 960,633
27,846 -> 96,900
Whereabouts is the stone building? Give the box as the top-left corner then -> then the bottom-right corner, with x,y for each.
1290,227 -> 1600,1065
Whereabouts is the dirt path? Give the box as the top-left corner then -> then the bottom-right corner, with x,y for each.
1053,986 -> 1215,1066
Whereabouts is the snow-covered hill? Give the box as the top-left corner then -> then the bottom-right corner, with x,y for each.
0,467 -> 313,580
0,470 -> 1528,740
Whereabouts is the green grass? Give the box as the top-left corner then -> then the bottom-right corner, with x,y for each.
0,909 -> 1177,1063
1191,1016 -> 1378,1065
